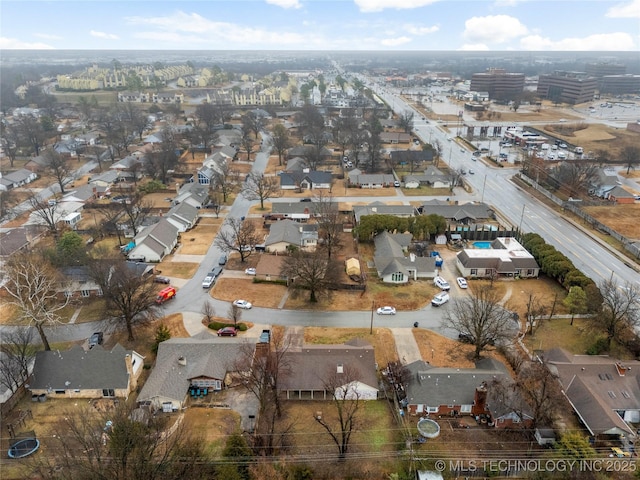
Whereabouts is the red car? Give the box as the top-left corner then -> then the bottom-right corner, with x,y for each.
217,327 -> 237,337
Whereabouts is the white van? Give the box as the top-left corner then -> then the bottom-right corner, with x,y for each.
541,143 -> 550,150
575,147 -> 584,154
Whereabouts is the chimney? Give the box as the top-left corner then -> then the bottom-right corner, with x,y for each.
178,356 -> 187,366
474,385 -> 488,413
125,354 -> 137,391
615,362 -> 627,376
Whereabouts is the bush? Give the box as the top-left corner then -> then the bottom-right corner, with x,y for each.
586,337 -> 609,355
208,322 -> 248,331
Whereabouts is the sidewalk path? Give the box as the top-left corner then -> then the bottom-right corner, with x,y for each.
390,328 -> 422,365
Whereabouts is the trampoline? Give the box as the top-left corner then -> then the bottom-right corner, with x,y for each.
8,437 -> 40,459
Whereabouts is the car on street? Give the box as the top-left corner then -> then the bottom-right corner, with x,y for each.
468,169 -> 474,174
89,332 -> 103,349
233,299 -> 252,309
376,306 -> 396,315
202,273 -> 216,289
217,327 -> 238,337
154,275 -> 170,284
300,198 -> 312,202
434,276 -> 450,291
431,292 -> 450,307
458,332 -> 473,343
245,267 -> 256,275
218,254 -> 227,265
210,266 -> 223,278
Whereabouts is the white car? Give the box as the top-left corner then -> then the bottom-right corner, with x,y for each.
233,299 -> 252,309
202,274 -> 215,289
431,292 -> 450,307
456,277 -> 468,289
434,276 -> 450,291
245,268 -> 256,276
376,306 -> 396,315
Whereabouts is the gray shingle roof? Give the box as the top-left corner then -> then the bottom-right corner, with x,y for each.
265,220 -> 318,247
30,344 -> 133,391
137,337 -> 252,404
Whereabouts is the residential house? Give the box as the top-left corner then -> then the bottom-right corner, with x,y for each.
24,201 -> 84,229
353,201 -> 416,223
419,199 -> 494,225
128,218 -> 179,263
373,231 -> 436,283
279,171 -> 333,191
25,154 -> 49,173
544,348 -> 640,438
254,255 -> 288,282
58,266 -> 102,300
0,226 -> 41,259
606,185 -> 635,204
265,219 -> 318,253
287,145 -> 333,161
348,169 -> 395,188
174,182 -> 208,208
279,340 -> 379,401
165,201 -> 199,232
53,140 -> 79,157
196,165 -> 216,185
455,237 -> 540,279
89,170 -> 119,188
405,166 -> 451,189
390,149 -> 434,168
0,169 -> 37,191
285,156 -> 308,172
589,168 -> 619,198
117,91 -> 150,103
152,92 -> 184,104
270,202 -> 315,221
213,129 -> 242,149
28,344 -> 144,399
404,358 -> 533,428
380,132 -> 412,144
137,334 -> 252,411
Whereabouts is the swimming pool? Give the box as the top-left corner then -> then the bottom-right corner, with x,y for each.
473,241 -> 492,249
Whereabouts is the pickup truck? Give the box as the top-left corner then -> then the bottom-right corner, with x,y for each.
259,329 -> 271,343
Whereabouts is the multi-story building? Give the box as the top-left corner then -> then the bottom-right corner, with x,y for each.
600,75 -> 640,95
470,68 -> 525,100
585,62 -> 626,78
537,71 -> 598,105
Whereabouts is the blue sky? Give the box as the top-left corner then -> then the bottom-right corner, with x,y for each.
1,0 -> 638,51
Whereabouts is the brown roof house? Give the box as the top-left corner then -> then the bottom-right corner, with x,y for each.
29,345 -> 144,400
544,348 -> 640,438
455,237 -> 539,279
279,339 -> 379,401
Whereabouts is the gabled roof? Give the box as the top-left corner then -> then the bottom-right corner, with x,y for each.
390,150 -> 434,163
285,156 -> 308,172
265,219 -> 318,247
90,170 -> 119,185
373,231 -> 435,277
135,218 -> 179,249
420,201 -> 493,221
456,237 -> 539,271
280,170 -> 332,187
349,172 -> 395,185
29,344 -> 138,391
137,336 -> 252,404
608,185 -> 634,198
2,168 -> 35,184
353,202 -> 416,222
167,201 -> 198,223
279,343 -> 378,392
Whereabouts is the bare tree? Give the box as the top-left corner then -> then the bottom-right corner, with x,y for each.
242,110 -> 265,139
227,304 -> 243,327
315,365 -> 364,460
31,400 -> 211,480
212,162 -> 240,203
270,122 -> 291,166
43,148 -> 71,194
14,113 -> 46,156
314,191 -> 342,259
201,300 -> 216,325
241,126 -> 255,161
215,217 -> 262,263
97,203 -> 125,245
0,327 -> 36,395
242,172 -> 282,210
27,190 -> 59,235
0,121 -> 20,167
620,145 -> 640,175
89,256 -> 160,341
596,277 -> 640,348
119,192 -> 152,236
145,126 -> 178,185
397,111 -> 414,134
524,291 -> 548,335
552,161 -> 598,197
2,252 -> 69,350
282,250 -> 339,303
448,167 -> 464,192
443,285 -> 517,359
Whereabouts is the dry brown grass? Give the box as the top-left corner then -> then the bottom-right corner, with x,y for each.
212,278 -> 287,308
154,261 -> 200,278
582,204 -> 640,239
305,327 -> 399,365
144,192 -> 176,209
178,222 -> 222,255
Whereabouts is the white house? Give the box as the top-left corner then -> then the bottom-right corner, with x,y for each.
128,219 -> 179,263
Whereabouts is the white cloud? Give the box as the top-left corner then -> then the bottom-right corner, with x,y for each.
355,0 -> 439,13
520,32 -> 636,51
459,43 -> 490,51
493,0 -> 523,6
405,24 -> 439,35
90,30 -> 119,40
463,15 -> 528,44
606,0 -> 640,19
0,37 -> 54,49
34,33 -> 62,40
381,36 -> 412,46
265,0 -> 302,8
126,11 -> 309,47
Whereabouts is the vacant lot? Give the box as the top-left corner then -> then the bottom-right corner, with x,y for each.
155,259 -> 200,278
178,221 -> 222,255
582,204 -> 640,239
212,278 -> 287,309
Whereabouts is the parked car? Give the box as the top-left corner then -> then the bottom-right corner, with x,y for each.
245,268 -> 256,275
156,286 -> 177,304
300,198 -> 312,202
202,273 -> 216,289
89,332 -> 103,349
456,277 -> 468,289
217,326 -> 237,337
153,276 -> 170,284
458,332 -> 473,343
233,299 -> 252,309
218,254 -> 227,265
434,276 -> 450,291
259,329 -> 271,343
468,169 -> 475,174
210,266 -> 223,278
393,180 -> 401,187
376,306 -> 396,315
431,292 -> 450,307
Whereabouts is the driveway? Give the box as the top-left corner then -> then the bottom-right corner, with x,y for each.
390,328 -> 422,365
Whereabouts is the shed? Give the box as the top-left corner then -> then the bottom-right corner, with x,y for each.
535,428 -> 556,446
345,258 -> 361,276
